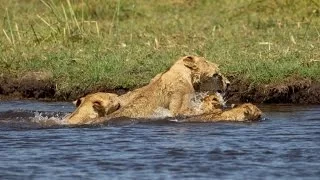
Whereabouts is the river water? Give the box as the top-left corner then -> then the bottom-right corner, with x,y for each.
0,100 -> 319,179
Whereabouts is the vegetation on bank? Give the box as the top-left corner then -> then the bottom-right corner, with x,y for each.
1,0 -> 319,96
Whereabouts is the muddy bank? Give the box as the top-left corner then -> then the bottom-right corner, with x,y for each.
0,73 -> 319,104
227,77 -> 320,104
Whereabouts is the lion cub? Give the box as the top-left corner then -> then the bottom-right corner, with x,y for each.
187,94 -> 262,122
66,92 -> 120,125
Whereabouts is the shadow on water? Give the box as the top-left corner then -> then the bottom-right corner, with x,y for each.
0,100 -> 319,179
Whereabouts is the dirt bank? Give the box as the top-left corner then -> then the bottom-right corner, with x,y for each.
0,73 -> 319,104
227,77 -> 320,104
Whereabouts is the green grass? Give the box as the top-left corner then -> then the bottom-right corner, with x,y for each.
1,0 -> 319,95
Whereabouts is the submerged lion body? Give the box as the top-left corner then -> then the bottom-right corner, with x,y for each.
64,56 -> 262,125
185,103 -> 263,122
105,56 -> 230,120
186,94 -> 262,122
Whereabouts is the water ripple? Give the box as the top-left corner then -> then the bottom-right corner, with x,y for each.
0,102 -> 319,179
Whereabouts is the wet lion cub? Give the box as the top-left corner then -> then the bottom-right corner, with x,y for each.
65,92 -> 120,125
186,94 -> 263,122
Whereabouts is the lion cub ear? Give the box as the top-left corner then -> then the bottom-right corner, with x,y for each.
92,101 -> 106,117
73,97 -> 84,107
183,56 -> 198,70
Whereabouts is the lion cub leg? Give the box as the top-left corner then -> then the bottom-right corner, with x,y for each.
168,93 -> 193,117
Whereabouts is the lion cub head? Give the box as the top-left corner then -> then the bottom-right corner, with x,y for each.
201,93 -> 226,114
181,56 -> 230,94
200,94 -> 262,121
221,103 -> 263,121
66,92 -> 120,125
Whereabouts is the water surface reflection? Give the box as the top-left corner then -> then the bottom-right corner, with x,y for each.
0,101 -> 319,179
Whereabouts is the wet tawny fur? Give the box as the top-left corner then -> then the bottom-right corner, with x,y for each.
66,92 -> 120,125
186,103 -> 262,122
200,94 -> 225,114
96,56 -> 230,122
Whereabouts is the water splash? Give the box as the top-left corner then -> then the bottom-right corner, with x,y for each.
0,110 -> 71,129
150,92 -> 227,119
31,112 -> 69,125
215,92 -> 227,108
152,107 -> 173,119
190,92 -> 209,114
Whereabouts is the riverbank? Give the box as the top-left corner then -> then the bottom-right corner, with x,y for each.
1,0 -> 319,103
0,72 -> 319,104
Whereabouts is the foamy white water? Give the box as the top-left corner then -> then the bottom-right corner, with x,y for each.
31,112 -> 70,125
152,107 -> 173,119
215,92 -> 227,107
190,92 -> 209,114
